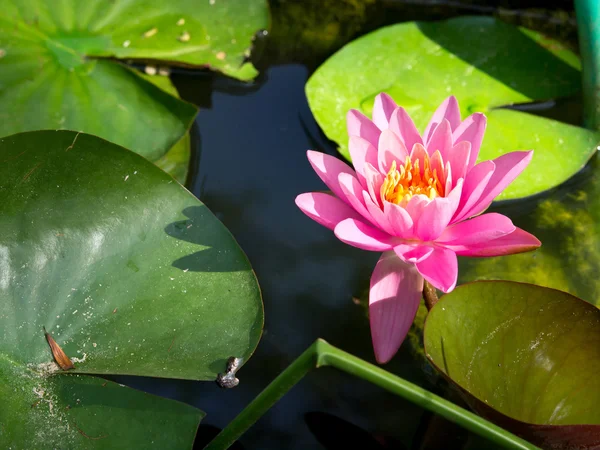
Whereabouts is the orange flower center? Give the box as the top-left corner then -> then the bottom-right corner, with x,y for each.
381,154 -> 445,206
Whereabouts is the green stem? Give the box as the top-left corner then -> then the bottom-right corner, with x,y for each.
575,0 -> 600,130
204,339 -> 538,450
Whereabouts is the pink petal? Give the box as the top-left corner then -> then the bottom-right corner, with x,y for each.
452,113 -> 486,170
364,162 -> 384,208
415,247 -> 458,293
459,151 -> 533,220
437,213 -> 515,245
383,201 -> 413,237
378,129 -> 408,173
444,161 -> 453,195
388,107 -> 423,151
334,218 -> 395,251
369,252 -> 424,363
430,150 -> 444,179
448,227 -> 541,257
338,172 -> 377,225
394,244 -> 433,263
404,194 -> 431,225
451,160 -> 495,223
349,136 -> 379,187
307,150 -> 357,204
424,96 -> 461,143
414,179 -> 463,241
295,192 -> 364,230
363,191 -> 395,235
347,109 -> 381,147
425,119 -> 453,160
410,143 -> 428,170
446,141 -> 471,187
372,93 -> 398,130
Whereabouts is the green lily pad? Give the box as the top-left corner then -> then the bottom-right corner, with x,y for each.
2,365 -> 203,448
155,130 -> 192,185
1,0 -> 267,79
0,130 -> 263,445
306,16 -> 600,200
0,0 -> 269,172
424,281 -> 600,449
141,72 -> 193,184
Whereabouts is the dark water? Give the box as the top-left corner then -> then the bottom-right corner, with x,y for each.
178,65 -> 428,449
114,1 -> 587,448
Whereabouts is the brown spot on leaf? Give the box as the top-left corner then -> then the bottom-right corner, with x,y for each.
43,327 -> 74,370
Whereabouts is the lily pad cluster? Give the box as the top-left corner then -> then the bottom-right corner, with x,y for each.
0,0 -> 269,182
0,1 -> 270,447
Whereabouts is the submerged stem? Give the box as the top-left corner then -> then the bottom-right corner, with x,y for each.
203,339 -> 536,450
423,280 -> 439,311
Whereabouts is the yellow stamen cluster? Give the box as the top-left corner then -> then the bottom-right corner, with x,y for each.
381,155 -> 445,206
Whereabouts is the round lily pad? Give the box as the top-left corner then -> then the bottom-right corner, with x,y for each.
424,281 -> 600,449
0,0 -> 270,176
0,130 -> 263,447
306,16 -> 600,200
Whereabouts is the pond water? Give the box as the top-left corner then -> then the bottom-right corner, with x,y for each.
111,2 -> 595,448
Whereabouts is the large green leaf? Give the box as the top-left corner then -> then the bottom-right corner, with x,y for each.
1,0 -> 267,79
0,130 -> 263,446
424,281 -> 600,449
2,364 -> 203,448
306,16 -> 600,200
0,0 -> 269,170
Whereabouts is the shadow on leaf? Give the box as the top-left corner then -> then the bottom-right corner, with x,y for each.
165,206 -> 250,273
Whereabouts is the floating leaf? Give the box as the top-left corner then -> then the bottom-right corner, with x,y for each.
424,281 -> 600,449
1,0 -> 267,79
0,0 -> 269,172
155,130 -> 192,185
306,16 -> 600,200
141,72 -> 193,184
2,364 -> 203,448
0,130 -> 263,446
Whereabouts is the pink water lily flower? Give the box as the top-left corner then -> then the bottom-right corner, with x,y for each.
296,94 -> 541,364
